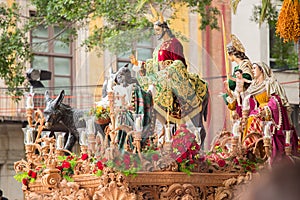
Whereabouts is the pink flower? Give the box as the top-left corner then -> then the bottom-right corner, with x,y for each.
81,153 -> 88,160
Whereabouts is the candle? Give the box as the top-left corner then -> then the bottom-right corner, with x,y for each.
285,131 -> 291,144
26,130 -> 32,144
165,127 -> 170,142
82,133 -> 87,146
232,121 -> 239,137
57,135 -> 64,149
107,79 -> 113,91
264,126 -> 270,138
263,121 -> 272,138
26,94 -> 34,109
135,117 -> 141,131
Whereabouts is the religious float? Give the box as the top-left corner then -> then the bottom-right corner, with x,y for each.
14,74 -> 299,200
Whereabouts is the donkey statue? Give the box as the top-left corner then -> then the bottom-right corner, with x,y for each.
43,90 -> 86,151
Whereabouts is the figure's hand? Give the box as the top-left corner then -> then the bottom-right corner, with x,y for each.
130,55 -> 138,66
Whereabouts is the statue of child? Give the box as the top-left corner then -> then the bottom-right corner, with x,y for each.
228,69 -> 252,106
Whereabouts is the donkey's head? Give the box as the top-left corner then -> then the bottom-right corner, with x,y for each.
43,90 -> 65,128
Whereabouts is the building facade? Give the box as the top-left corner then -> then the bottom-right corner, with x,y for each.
0,0 -> 298,199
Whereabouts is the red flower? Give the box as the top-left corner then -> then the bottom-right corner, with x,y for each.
123,154 -> 131,165
181,152 -> 188,159
28,170 -> 33,177
152,154 -> 159,161
67,156 -> 74,160
22,178 -> 28,186
97,161 -> 104,170
176,157 -> 183,163
245,166 -> 251,171
233,158 -> 239,165
217,159 -> 226,167
62,161 -> 71,169
81,153 -> 88,160
56,166 -> 63,171
31,171 -> 37,179
199,155 -> 206,162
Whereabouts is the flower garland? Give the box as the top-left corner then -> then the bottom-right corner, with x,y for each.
171,124 -> 201,174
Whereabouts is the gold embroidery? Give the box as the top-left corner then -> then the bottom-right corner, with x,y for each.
162,60 -> 173,66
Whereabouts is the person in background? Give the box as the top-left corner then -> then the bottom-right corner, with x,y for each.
0,189 -> 8,200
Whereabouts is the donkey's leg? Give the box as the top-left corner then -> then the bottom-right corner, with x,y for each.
64,130 -> 79,152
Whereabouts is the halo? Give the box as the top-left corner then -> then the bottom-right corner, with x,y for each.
230,34 -> 245,53
144,4 -> 164,24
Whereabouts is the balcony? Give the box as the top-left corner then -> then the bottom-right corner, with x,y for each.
0,86 -> 103,122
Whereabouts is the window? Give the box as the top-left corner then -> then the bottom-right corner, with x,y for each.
31,24 -> 73,95
269,23 -> 298,70
116,37 -> 155,71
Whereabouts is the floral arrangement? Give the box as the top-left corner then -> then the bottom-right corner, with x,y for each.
90,105 -> 110,123
202,141 -> 260,173
14,168 -> 41,187
14,153 -> 105,185
105,152 -> 142,176
171,124 -> 201,174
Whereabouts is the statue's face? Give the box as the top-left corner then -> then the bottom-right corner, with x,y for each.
228,53 -> 235,62
252,64 -> 263,79
154,24 -> 164,40
115,67 -> 131,86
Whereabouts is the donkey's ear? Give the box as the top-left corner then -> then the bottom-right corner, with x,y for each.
124,63 -> 129,68
44,90 -> 51,102
53,90 -> 65,109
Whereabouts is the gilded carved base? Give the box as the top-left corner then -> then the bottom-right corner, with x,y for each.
22,170 -> 253,200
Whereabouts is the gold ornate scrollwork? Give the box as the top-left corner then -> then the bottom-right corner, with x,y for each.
160,184 -> 199,200
41,172 -> 61,188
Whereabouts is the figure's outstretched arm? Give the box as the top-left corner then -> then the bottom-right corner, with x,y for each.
243,78 -> 252,84
227,74 -> 236,82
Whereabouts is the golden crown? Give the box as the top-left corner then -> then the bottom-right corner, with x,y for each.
144,4 -> 164,24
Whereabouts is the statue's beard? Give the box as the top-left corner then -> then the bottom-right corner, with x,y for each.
157,30 -> 166,40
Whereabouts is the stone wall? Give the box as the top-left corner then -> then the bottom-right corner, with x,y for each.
0,122 -> 25,200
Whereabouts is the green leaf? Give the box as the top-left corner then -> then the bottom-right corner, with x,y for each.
95,170 -> 103,177
63,174 -> 74,182
14,172 -> 28,182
